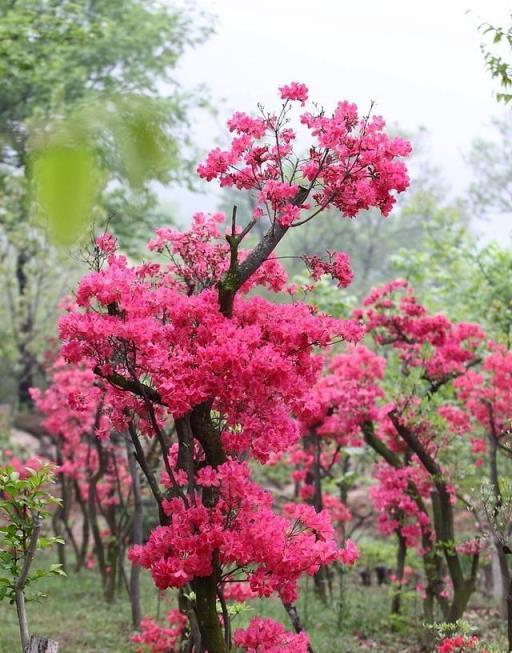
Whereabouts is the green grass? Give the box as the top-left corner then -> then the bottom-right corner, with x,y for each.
0,566 -> 158,653
0,565 -> 507,653
242,576 -> 424,653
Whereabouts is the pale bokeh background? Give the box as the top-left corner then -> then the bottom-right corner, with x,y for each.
171,0 -> 511,240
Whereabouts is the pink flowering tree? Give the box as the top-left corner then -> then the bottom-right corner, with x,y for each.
291,345 -> 383,602
299,342 -> 440,618
453,344 -> 512,627
56,83 -> 410,653
307,281 -> 489,624
348,280 -> 485,623
31,361 -> 102,575
31,359 -> 143,616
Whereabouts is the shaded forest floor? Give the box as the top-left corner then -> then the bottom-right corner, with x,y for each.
0,566 -> 507,653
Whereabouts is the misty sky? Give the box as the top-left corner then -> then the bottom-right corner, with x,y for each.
172,0 -> 511,241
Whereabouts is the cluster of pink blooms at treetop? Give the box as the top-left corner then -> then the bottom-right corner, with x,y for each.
129,459 -> 358,603
197,82 -> 411,227
355,280 -> 485,382
302,251 -> 353,288
279,82 -> 309,104
131,609 -> 187,653
455,343 -> 512,438
95,232 -> 117,256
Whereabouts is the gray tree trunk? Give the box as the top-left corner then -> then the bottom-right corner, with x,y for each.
28,635 -> 59,652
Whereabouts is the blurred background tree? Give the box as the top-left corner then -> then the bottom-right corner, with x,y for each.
0,0 -> 212,407
468,114 -> 512,218
480,12 -> 512,104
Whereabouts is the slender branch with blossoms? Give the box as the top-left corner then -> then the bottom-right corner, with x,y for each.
196,82 -> 410,317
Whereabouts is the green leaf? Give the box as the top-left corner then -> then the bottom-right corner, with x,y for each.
111,97 -> 175,188
31,137 -> 101,246
48,563 -> 67,577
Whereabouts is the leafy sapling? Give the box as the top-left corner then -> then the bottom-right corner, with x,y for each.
0,464 -> 65,652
